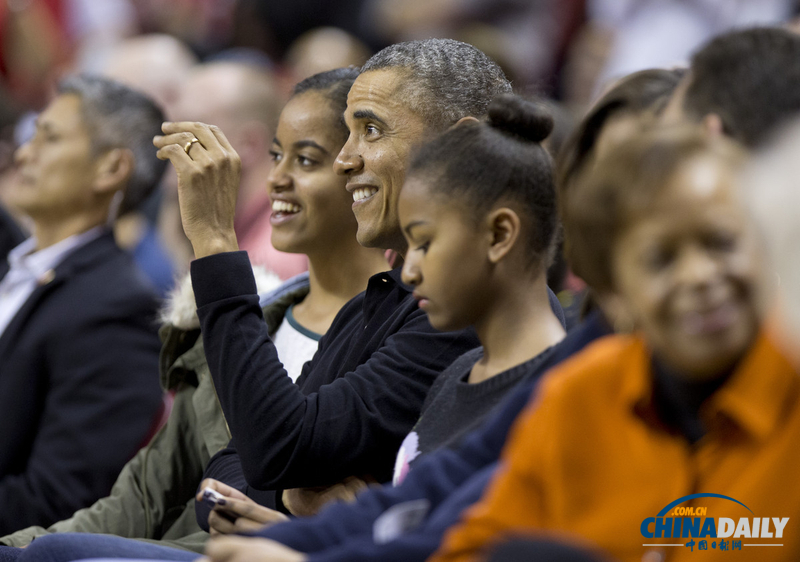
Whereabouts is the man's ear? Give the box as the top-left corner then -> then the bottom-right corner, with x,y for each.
93,148 -> 134,194
486,207 -> 520,264
450,116 -> 480,131
701,113 -> 724,138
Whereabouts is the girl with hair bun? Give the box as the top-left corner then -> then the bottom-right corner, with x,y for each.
393,94 -> 566,483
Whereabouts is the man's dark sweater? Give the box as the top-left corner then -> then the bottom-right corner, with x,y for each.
393,345 -> 556,485
191,252 -> 481,525
253,311 -> 610,562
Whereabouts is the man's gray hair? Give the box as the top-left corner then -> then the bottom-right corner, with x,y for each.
58,74 -> 167,216
362,38 -> 512,130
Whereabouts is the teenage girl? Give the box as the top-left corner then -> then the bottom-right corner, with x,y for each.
393,94 -> 566,483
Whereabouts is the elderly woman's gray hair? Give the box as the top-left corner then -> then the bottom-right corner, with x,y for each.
361,38 -> 512,131
58,74 -> 167,217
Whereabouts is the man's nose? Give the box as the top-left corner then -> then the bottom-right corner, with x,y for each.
334,136 -> 363,177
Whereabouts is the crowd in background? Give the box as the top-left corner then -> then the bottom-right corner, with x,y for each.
2,0 -> 800,304
2,2 -> 800,562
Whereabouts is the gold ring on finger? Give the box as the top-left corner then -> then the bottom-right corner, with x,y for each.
183,137 -> 200,155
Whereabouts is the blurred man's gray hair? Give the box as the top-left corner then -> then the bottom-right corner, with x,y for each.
362,38 -> 512,130
58,74 -> 167,217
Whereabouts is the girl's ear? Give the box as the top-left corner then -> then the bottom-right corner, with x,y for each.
486,207 -> 521,264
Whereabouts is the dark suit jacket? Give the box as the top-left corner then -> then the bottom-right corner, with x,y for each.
0,230 -> 164,534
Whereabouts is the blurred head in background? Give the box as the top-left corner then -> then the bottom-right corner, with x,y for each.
100,33 -> 198,120
284,27 -> 371,83
12,74 -> 165,248
662,26 -> 800,149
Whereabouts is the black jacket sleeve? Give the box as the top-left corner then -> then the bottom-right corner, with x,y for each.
191,252 -> 479,491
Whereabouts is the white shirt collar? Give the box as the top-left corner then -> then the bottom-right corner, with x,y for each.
7,226 -> 107,279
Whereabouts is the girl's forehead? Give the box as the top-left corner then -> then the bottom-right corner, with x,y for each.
400,174 -> 437,200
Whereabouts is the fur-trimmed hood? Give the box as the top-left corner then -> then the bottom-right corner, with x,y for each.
158,266 -> 283,330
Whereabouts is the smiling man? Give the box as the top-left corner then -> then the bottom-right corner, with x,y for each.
0,75 -> 164,534
335,69 -> 427,253
336,40 -> 512,254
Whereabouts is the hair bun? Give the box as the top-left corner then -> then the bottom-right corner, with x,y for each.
487,94 -> 553,143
